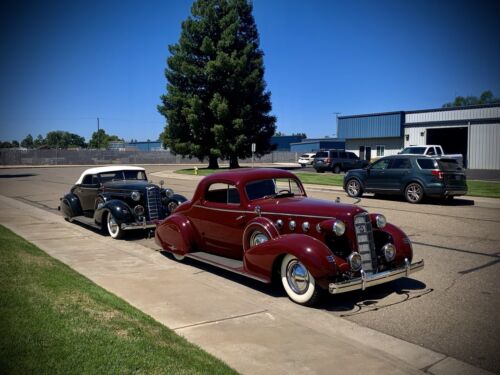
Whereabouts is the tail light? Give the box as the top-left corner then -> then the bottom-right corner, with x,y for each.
431,170 -> 444,180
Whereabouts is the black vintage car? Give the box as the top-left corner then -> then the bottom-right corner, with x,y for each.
59,166 -> 187,238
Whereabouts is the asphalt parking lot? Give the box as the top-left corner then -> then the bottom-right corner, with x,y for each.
0,164 -> 499,373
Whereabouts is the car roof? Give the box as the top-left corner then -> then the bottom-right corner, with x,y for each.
75,165 -> 145,184
200,168 -> 297,185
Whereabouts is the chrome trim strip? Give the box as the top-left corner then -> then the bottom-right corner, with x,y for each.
120,221 -> 157,230
328,260 -> 425,294
192,204 -> 336,220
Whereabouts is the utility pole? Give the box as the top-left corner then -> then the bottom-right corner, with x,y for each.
97,117 -> 100,149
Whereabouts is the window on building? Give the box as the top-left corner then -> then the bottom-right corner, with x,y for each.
376,145 -> 385,157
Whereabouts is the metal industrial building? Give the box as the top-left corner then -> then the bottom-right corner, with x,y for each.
290,138 -> 345,153
338,104 -> 500,170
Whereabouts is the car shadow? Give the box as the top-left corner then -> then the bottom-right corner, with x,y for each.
159,251 -> 432,308
364,194 -> 475,206
318,277 -> 432,315
159,251 -> 285,297
0,173 -> 37,178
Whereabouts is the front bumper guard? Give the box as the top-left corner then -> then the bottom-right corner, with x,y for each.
120,218 -> 158,231
328,258 -> 424,294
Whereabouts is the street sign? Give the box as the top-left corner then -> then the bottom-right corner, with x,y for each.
251,143 -> 256,152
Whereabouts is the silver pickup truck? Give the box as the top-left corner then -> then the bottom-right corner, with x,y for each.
399,145 -> 464,168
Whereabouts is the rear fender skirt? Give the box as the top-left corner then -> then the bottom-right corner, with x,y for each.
94,200 -> 134,225
60,193 -> 82,218
155,214 -> 200,257
244,234 -> 339,283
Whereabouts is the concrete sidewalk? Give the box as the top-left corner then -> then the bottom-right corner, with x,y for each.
0,194 -> 492,375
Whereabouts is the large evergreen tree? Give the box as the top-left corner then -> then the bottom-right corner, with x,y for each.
159,0 -> 276,168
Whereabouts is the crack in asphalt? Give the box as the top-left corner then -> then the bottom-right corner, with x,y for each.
172,309 -> 268,331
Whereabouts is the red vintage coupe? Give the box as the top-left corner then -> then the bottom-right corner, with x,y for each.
155,168 -> 424,305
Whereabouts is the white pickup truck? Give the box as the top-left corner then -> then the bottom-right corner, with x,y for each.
399,145 -> 464,167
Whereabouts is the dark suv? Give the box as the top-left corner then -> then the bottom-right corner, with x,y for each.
343,155 -> 467,203
313,149 -> 367,173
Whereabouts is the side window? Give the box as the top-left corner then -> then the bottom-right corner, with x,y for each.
339,151 -> 347,158
417,158 -> 437,169
426,147 -> 435,155
436,147 -> 442,155
389,158 -> 412,169
330,151 -> 338,158
91,175 -> 99,184
81,175 -> 92,184
371,159 -> 390,170
206,183 -> 240,204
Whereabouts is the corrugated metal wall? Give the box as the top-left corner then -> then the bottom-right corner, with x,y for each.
406,107 -> 500,123
404,127 -> 427,147
469,123 -> 500,169
346,137 -> 403,159
338,113 -> 402,139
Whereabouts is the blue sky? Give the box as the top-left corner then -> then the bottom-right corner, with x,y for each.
1,0 -> 499,143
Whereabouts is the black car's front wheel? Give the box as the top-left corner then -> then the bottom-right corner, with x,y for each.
405,182 -> 424,204
333,165 -> 341,174
346,178 -> 363,198
106,212 -> 124,239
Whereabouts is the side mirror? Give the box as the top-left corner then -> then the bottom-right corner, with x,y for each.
159,179 -> 165,187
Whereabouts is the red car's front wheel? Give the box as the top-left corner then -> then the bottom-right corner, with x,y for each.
280,254 -> 321,306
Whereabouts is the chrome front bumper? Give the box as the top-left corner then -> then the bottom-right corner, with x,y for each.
328,258 -> 425,294
120,218 -> 157,231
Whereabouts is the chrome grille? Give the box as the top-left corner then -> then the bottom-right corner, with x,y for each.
354,212 -> 377,273
146,186 -> 162,220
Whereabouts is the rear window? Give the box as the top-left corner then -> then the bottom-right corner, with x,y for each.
437,159 -> 461,171
347,152 -> 358,159
416,158 -> 437,169
315,152 -> 328,158
401,147 -> 427,154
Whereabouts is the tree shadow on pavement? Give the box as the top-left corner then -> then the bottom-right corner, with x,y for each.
364,194 -> 474,206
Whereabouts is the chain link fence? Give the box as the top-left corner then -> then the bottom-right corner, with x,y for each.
0,149 -> 299,166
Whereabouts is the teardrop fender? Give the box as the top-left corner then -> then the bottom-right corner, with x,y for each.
379,222 -> 413,263
155,214 -> 200,256
244,234 -> 339,284
94,200 -> 133,226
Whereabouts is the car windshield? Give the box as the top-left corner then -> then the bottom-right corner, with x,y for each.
245,178 -> 305,200
400,147 -> 427,154
98,170 -> 147,182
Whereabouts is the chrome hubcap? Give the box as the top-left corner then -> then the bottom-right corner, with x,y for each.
108,215 -> 119,235
250,231 -> 268,247
286,260 -> 310,295
347,181 -> 359,196
407,184 -> 422,202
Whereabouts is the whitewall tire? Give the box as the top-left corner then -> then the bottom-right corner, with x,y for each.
280,254 -> 321,306
106,212 -> 124,239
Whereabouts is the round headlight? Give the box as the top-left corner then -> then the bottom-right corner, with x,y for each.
375,214 -> 387,228
131,191 -> 141,201
348,252 -> 362,272
382,243 -> 396,262
134,205 -> 145,217
332,220 -> 345,236
164,188 -> 174,199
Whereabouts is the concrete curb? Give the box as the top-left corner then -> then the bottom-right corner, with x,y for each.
0,194 -> 494,375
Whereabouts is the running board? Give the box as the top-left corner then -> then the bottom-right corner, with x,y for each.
71,215 -> 102,230
186,251 -> 269,283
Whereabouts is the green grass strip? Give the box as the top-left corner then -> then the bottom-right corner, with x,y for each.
174,168 -> 500,198
0,225 -> 238,375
